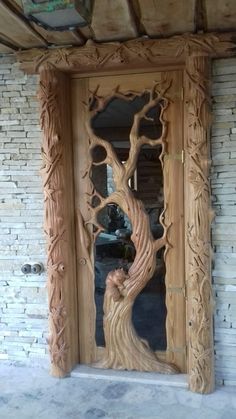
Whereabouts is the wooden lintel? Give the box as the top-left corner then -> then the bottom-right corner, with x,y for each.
16,32 -> 236,74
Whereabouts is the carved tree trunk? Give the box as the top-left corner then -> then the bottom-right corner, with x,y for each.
39,69 -> 78,377
97,190 -> 177,373
185,56 -> 214,393
86,82 -> 179,374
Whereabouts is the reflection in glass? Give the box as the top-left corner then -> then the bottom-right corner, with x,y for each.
132,245 -> 166,351
94,205 -> 133,347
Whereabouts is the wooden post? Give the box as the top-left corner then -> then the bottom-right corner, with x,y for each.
163,70 -> 186,373
184,55 -> 214,393
38,69 -> 78,377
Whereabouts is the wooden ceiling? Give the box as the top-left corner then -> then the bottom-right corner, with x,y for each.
0,0 -> 236,53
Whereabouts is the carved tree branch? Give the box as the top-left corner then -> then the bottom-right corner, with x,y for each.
125,80 -> 171,180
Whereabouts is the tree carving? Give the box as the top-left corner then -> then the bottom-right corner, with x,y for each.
34,33 -> 220,390
84,81 -> 179,373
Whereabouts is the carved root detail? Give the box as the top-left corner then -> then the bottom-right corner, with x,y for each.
95,291 -> 178,374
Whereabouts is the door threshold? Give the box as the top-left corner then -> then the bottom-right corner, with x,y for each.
71,365 -> 188,388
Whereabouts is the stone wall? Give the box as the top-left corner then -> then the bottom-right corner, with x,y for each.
0,54 -> 48,364
211,58 -> 236,386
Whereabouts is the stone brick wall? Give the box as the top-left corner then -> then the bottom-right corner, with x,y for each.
0,54 -> 48,364
211,58 -> 236,386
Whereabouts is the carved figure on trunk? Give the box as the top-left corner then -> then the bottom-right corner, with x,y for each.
106,268 -> 128,302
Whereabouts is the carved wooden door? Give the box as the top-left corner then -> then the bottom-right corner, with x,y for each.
71,70 -> 186,373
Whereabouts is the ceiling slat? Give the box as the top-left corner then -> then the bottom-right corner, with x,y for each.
206,0 -> 236,31
0,0 -> 47,48
0,32 -> 20,49
91,0 -> 138,42
8,0 -> 22,9
138,0 -> 195,37
31,23 -> 84,46
0,0 -> 235,51
77,26 -> 93,41
195,0 -> 208,32
0,42 -> 15,53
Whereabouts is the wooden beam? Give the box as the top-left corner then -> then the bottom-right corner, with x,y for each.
184,55 -> 214,393
129,0 -> 144,34
162,70 -> 186,372
77,26 -> 93,41
0,41 -> 16,53
0,0 -> 47,48
31,23 -> 84,47
194,0 -> 208,32
16,32 -> 236,74
38,69 -> 78,377
91,0 -> 138,42
2,0 -> 84,47
139,0 -> 195,37
206,0 -> 236,31
6,0 -> 23,12
0,34 -> 18,51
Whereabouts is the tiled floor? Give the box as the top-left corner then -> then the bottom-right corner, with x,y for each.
0,363 -> 236,419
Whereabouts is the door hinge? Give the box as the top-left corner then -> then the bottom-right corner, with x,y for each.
181,87 -> 184,101
185,345 -> 188,358
183,283 -> 187,300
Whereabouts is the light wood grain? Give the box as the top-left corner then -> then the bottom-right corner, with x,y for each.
89,72 -> 161,95
0,41 -> 15,52
0,0 -> 47,48
32,23 -> 84,46
206,0 -> 236,31
163,70 -> 186,372
71,78 -> 97,364
139,0 -> 195,37
91,0 -> 138,41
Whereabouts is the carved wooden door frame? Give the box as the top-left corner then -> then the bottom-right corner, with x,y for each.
17,32 -> 236,394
